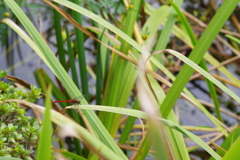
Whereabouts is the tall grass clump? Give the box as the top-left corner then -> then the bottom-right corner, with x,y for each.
1,0 -> 240,159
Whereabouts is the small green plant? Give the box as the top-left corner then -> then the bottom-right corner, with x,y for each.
0,70 -> 41,160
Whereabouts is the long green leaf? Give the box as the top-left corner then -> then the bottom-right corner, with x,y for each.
226,35 -> 240,44
65,26 -> 79,88
53,2 -> 67,70
36,85 -> 52,160
96,29 -> 105,105
71,0 -> 89,99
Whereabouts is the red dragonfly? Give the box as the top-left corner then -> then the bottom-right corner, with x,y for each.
53,95 -> 89,106
53,96 -> 85,114
53,98 -> 81,105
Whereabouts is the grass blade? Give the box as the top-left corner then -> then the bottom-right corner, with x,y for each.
36,85 -> 52,160
53,2 -> 67,70
65,26 -> 80,88
71,0 -> 89,98
226,35 -> 240,44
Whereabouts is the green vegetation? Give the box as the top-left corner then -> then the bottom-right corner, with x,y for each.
0,71 -> 41,160
1,0 -> 240,159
